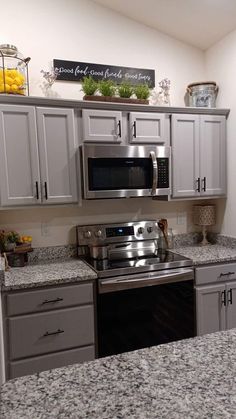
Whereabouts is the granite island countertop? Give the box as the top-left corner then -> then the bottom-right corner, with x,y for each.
173,244 -> 236,265
0,259 -> 97,291
1,329 -> 236,419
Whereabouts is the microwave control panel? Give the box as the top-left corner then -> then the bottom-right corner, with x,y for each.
157,158 -> 169,188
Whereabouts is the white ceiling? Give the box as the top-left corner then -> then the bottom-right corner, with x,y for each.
92,0 -> 236,50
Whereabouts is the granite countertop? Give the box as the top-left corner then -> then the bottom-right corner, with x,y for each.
0,259 -> 97,291
173,244 -> 236,265
1,329 -> 236,418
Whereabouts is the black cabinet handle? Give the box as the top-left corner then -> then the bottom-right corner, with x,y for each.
220,272 -> 235,277
42,297 -> 63,305
43,329 -> 64,337
117,120 -> 122,137
35,181 -> 39,200
228,289 -> 233,305
221,290 -> 226,306
202,177 -> 206,192
133,121 -> 137,138
44,182 -> 48,200
196,178 -> 200,192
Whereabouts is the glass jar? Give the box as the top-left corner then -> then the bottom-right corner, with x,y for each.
0,44 -> 30,95
158,228 -> 174,251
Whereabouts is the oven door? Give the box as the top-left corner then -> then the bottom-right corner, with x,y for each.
81,144 -> 170,199
97,269 -> 195,357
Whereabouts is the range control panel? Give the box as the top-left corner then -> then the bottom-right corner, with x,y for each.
77,220 -> 160,246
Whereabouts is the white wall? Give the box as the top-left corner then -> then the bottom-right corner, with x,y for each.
1,0 -> 205,105
0,0 -> 211,247
206,30 -> 236,236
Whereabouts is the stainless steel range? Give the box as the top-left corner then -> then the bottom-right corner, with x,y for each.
77,221 -> 195,357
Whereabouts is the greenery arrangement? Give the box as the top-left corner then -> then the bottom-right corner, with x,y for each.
0,230 -> 20,252
81,76 -> 151,102
98,79 -> 116,97
81,76 -> 98,95
133,83 -> 150,100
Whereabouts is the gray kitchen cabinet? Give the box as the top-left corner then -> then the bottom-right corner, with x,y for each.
129,112 -> 169,145
3,281 -> 96,379
0,105 -> 78,206
195,263 -> 236,336
171,114 -> 226,198
36,107 -> 78,204
196,284 -> 226,335
82,109 -> 123,143
0,105 -> 41,206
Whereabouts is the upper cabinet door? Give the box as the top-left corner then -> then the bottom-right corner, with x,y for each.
129,112 -> 168,144
200,115 -> 226,196
171,114 -> 200,198
36,108 -> 78,204
82,109 -> 123,143
0,105 -> 41,206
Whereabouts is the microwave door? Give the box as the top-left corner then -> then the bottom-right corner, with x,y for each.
150,151 -> 158,196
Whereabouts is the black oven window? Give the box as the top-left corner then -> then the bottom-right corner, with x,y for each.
88,158 -> 152,190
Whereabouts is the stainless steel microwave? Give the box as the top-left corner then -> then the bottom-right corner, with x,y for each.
81,144 -> 171,199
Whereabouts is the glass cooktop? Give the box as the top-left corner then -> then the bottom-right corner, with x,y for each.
83,250 -> 193,279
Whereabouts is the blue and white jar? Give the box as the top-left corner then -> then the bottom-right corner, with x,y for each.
187,81 -> 218,108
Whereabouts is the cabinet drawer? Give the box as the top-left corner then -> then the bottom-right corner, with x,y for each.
195,263 -> 236,285
9,305 -> 95,360
6,282 -> 93,316
9,345 -> 95,379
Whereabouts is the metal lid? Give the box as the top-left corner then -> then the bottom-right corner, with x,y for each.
0,44 -> 18,56
187,81 -> 217,88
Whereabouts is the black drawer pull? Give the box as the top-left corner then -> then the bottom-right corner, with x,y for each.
228,289 -> 233,305
196,177 -> 200,192
117,120 -> 122,137
202,176 -> 206,192
42,297 -> 64,305
44,182 -> 48,200
43,329 -> 64,337
35,181 -> 39,200
133,121 -> 137,138
220,272 -> 235,277
221,290 -> 226,306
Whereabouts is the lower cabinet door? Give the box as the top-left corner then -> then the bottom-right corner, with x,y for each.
8,305 -> 94,360
196,284 -> 226,335
226,281 -> 236,330
9,345 -> 95,379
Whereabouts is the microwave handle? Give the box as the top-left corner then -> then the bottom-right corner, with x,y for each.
150,151 -> 158,195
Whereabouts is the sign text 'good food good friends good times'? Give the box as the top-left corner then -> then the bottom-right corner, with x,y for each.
53,59 -> 155,87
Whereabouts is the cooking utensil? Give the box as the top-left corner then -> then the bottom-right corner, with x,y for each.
158,218 -> 169,249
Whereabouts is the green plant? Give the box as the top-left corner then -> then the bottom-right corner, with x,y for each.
81,76 -> 98,96
5,231 -> 20,244
117,82 -> 134,98
134,83 -> 150,100
98,79 -> 116,97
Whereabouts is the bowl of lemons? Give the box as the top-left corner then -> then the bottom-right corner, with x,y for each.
0,68 -> 26,95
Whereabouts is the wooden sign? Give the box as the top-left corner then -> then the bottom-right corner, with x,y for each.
53,59 -> 155,87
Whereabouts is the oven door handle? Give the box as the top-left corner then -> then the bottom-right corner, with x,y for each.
150,151 -> 158,196
99,268 -> 194,293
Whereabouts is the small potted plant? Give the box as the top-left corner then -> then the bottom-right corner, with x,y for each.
5,231 -> 20,251
134,83 -> 150,101
98,79 -> 116,97
117,82 -> 134,99
81,76 -> 98,97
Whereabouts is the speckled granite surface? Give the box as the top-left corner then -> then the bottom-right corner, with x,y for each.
1,329 -> 236,419
1,259 -> 97,291
173,244 -> 236,265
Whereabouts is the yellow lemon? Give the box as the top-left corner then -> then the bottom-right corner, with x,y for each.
17,89 -> 25,95
4,84 -> 11,93
10,84 -> 18,93
27,236 -> 32,242
9,69 -> 18,78
13,76 -> 23,87
5,76 -> 14,85
0,84 -> 5,93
